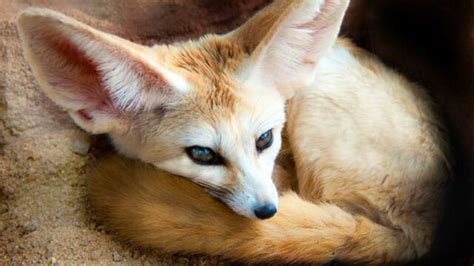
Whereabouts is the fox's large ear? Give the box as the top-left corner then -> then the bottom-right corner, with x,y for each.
17,8 -> 190,135
233,0 -> 349,98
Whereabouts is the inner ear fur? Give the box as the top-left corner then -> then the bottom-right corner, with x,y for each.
17,8 -> 187,134
231,0 -> 350,97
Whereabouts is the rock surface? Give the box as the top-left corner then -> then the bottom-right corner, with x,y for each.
0,0 -> 270,264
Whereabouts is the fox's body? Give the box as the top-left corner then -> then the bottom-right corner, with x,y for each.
17,0 -> 450,264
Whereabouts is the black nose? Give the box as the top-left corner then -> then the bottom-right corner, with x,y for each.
254,203 -> 277,219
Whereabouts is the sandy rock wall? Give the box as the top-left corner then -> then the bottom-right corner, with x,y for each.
0,1 -> 270,264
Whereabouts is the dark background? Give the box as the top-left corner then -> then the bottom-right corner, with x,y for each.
342,1 -> 474,264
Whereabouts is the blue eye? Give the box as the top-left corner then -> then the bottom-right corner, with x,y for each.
256,129 -> 273,152
185,146 -> 224,165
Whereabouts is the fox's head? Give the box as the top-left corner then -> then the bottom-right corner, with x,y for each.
17,0 -> 348,219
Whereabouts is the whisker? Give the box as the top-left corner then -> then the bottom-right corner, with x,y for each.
195,180 -> 234,201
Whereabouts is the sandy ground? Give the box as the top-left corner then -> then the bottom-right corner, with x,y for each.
0,1 -> 270,264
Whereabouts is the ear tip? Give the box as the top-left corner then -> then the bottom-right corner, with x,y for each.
331,0 -> 351,9
18,7 -> 59,19
17,8 -> 67,28
324,0 -> 351,9
303,0 -> 350,9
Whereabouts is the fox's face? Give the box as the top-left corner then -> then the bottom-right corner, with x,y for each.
112,41 -> 287,218
17,0 -> 349,218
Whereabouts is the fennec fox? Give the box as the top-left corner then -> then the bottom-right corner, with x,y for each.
17,0 -> 450,264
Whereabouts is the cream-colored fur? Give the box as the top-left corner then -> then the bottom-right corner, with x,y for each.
17,0 -> 450,264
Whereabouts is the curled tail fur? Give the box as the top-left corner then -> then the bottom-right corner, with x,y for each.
88,156 -> 421,264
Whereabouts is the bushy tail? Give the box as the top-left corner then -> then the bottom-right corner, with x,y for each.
88,156 -> 420,264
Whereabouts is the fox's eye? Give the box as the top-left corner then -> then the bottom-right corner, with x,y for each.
186,146 -> 224,165
256,129 -> 273,152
